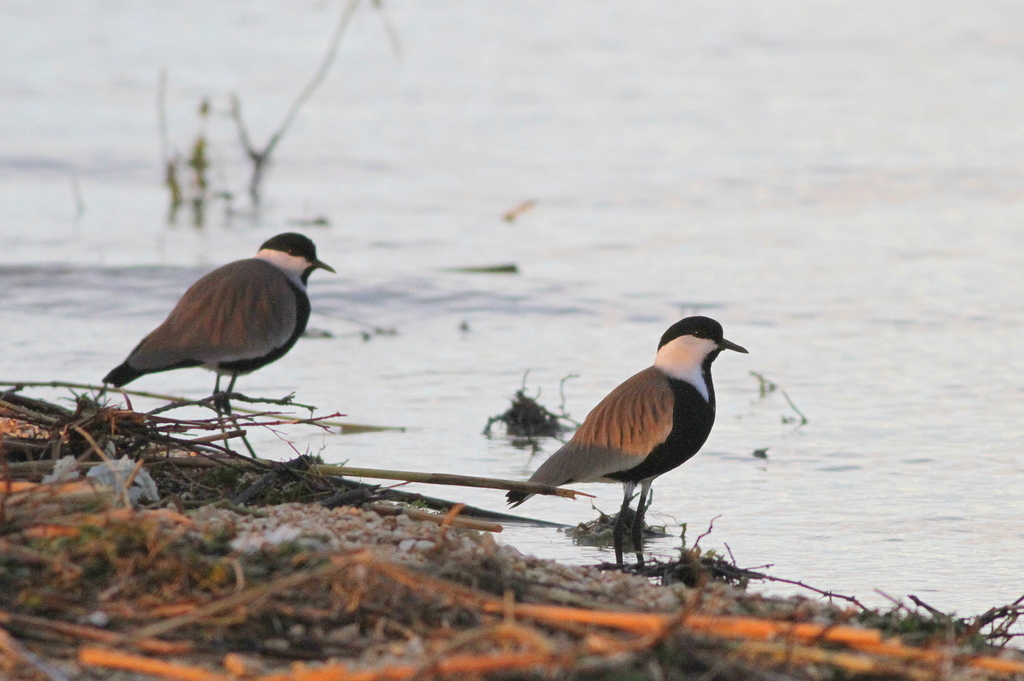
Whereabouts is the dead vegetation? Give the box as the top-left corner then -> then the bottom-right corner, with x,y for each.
159,0 -> 401,225
483,373 -> 578,440
1,387 -> 1023,681
749,371 -> 808,427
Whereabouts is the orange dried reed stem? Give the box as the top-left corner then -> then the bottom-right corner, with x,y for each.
80,647 -> 554,681
79,647 -> 231,681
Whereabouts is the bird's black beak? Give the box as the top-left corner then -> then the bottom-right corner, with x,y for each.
720,338 -> 748,354
314,259 -> 336,274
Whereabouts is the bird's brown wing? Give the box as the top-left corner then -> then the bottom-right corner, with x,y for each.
526,367 -> 674,486
126,259 -> 299,372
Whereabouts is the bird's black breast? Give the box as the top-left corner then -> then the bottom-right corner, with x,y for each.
607,377 -> 716,483
218,280 -> 311,375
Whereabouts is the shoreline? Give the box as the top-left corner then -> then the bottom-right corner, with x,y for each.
1,388 -> 1022,679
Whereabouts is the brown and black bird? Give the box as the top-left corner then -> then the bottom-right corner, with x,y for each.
507,316 -> 747,566
103,233 -> 334,412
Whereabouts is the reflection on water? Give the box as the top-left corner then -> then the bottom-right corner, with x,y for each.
2,0 -> 1024,616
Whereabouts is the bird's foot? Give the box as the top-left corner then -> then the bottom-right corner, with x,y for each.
212,392 -> 232,416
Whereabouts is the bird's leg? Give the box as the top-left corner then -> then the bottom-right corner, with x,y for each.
632,479 -> 654,567
212,374 -> 226,415
222,373 -> 259,459
223,373 -> 239,415
613,482 -> 636,567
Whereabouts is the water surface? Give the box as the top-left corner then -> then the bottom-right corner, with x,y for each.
2,0 -> 1023,616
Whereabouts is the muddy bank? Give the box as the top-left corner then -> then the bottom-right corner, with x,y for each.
1,387 -> 1023,680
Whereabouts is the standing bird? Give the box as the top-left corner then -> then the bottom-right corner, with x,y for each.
507,316 -> 747,567
103,233 -> 335,412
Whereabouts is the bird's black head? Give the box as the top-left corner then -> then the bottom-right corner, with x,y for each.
259,232 -> 336,280
260,232 -> 320,262
652,316 -> 747,399
658,316 -> 748,354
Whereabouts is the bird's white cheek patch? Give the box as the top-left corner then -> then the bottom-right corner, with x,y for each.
256,249 -> 310,289
653,336 -> 716,400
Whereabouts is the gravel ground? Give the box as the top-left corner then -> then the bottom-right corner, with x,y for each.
191,502 -> 831,620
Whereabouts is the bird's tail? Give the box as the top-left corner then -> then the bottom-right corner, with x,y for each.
505,490 -> 532,507
103,362 -> 143,388
506,442 -> 581,507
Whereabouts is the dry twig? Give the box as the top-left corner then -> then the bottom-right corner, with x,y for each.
231,0 -> 360,204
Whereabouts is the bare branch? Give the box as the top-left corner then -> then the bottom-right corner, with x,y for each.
372,0 -> 403,60
232,0 -> 361,204
310,464 -> 591,500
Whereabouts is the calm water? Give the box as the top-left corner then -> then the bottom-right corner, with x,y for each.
2,1 -> 1023,616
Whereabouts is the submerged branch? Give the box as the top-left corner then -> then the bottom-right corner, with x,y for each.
231,0 -> 360,204
749,370 -> 808,426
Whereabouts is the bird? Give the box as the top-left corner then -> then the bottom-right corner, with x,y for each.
103,232 -> 335,413
506,316 -> 747,567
